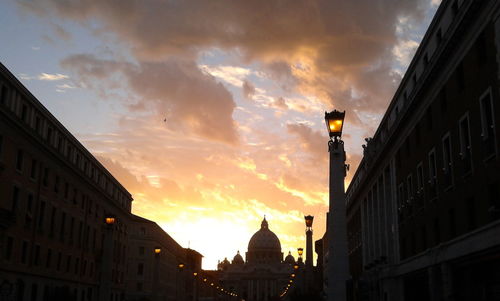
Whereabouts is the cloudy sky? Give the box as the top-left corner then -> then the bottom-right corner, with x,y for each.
1,0 -> 440,269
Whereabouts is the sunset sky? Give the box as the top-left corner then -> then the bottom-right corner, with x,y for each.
1,0 -> 440,269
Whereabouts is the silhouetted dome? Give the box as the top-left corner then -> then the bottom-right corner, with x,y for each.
284,251 -> 295,264
248,217 -> 281,251
232,251 -> 244,264
218,257 -> 231,271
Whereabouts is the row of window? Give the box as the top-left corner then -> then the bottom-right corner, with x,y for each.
372,2 -> 485,170
397,89 -> 497,216
11,279 -> 94,301
0,78 -> 130,211
4,236 -> 96,278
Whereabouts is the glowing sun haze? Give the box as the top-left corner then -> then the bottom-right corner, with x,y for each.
1,0 -> 440,269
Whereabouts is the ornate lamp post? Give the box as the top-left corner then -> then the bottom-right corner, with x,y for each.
325,110 -> 349,301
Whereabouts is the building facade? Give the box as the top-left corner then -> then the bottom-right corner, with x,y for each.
345,0 -> 500,300
0,62 -> 203,301
126,215 -> 202,301
218,217 -> 296,301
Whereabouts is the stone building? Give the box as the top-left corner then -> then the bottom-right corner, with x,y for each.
126,214 -> 202,301
218,217 -> 295,301
0,62 -> 133,301
0,62 -> 203,301
345,0 -> 500,300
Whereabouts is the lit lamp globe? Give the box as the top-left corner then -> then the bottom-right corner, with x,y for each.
178,263 -> 185,269
297,248 -> 304,257
304,215 -> 314,228
325,110 -> 345,139
105,216 -> 115,225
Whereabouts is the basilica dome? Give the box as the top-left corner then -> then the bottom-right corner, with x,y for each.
246,217 -> 283,264
248,217 -> 281,251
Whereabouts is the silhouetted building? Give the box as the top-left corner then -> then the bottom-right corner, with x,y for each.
0,62 -> 203,301
218,217 -> 296,301
345,0 -> 500,300
126,215 -> 202,301
0,62 -> 132,300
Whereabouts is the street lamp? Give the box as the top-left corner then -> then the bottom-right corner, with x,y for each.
104,216 -> 115,225
324,110 -> 349,301
153,248 -> 161,301
297,248 -> 304,257
325,110 -> 345,139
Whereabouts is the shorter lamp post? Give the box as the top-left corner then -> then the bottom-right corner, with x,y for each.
178,263 -> 185,301
153,247 -> 161,301
99,215 -> 115,301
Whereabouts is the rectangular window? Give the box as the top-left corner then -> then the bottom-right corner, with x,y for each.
416,163 -> 425,207
16,149 -> 24,171
64,183 -> 69,199
35,116 -> 41,133
75,258 -> 79,275
428,149 -> 437,199
66,255 -> 71,273
25,195 -> 33,229
60,212 -> 66,242
417,163 -> 424,191
5,236 -> 13,261
38,201 -> 45,231
69,217 -> 75,244
54,176 -> 60,193
21,241 -> 28,264
46,127 -> 53,144
49,207 -> 56,238
12,186 -> 20,212
34,245 -> 40,266
479,89 -> 496,158
398,183 -> 405,218
57,252 -> 62,271
42,167 -> 49,187
459,114 -> 473,174
406,175 -> 413,200
0,85 -> 8,105
30,159 -> 38,180
139,246 -> 144,256
137,263 -> 144,275
46,248 -> 52,268
442,133 -> 454,187
21,104 -> 28,122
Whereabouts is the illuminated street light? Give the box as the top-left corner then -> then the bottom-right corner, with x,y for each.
325,110 -> 345,139
324,110 -> 349,301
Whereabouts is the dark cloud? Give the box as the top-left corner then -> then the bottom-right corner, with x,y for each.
61,54 -> 239,144
20,0 -> 431,120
